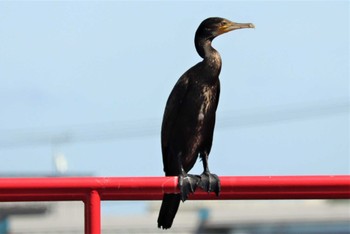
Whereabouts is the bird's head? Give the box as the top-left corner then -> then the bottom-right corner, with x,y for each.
195,17 -> 255,41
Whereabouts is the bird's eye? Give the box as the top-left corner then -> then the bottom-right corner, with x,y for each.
220,21 -> 227,27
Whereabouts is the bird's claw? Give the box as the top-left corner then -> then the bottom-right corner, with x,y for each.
198,172 -> 221,196
178,174 -> 200,202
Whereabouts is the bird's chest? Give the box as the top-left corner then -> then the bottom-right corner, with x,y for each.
183,83 -> 218,127
197,86 -> 216,122
179,84 -> 218,161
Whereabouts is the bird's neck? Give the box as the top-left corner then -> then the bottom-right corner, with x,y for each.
196,39 -> 222,74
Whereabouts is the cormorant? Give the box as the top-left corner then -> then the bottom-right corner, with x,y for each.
158,17 -> 254,229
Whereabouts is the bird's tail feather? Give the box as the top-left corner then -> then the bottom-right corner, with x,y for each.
157,193 -> 181,229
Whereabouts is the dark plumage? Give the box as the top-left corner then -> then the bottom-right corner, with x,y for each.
158,17 -> 254,229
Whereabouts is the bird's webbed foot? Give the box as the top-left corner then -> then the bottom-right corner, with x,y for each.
198,171 -> 221,196
178,174 -> 200,202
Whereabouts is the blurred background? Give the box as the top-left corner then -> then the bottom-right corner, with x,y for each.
0,1 -> 348,233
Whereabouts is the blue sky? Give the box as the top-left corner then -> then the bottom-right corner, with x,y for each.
0,0 -> 348,213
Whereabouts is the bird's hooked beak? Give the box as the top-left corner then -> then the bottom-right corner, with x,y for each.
219,21 -> 255,35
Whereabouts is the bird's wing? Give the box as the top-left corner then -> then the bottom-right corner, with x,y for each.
161,74 -> 190,174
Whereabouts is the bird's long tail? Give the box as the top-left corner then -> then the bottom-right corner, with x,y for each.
157,193 -> 181,229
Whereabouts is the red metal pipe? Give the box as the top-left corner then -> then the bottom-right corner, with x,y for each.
0,175 -> 349,201
85,190 -> 101,234
0,175 -> 349,234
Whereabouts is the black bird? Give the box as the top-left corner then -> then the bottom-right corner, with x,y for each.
158,17 -> 254,229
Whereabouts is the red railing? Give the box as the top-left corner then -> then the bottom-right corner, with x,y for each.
1,175 -> 349,233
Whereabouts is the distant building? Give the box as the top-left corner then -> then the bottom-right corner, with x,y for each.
5,200 -> 349,234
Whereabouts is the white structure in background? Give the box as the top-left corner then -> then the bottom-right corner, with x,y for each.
53,153 -> 68,175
